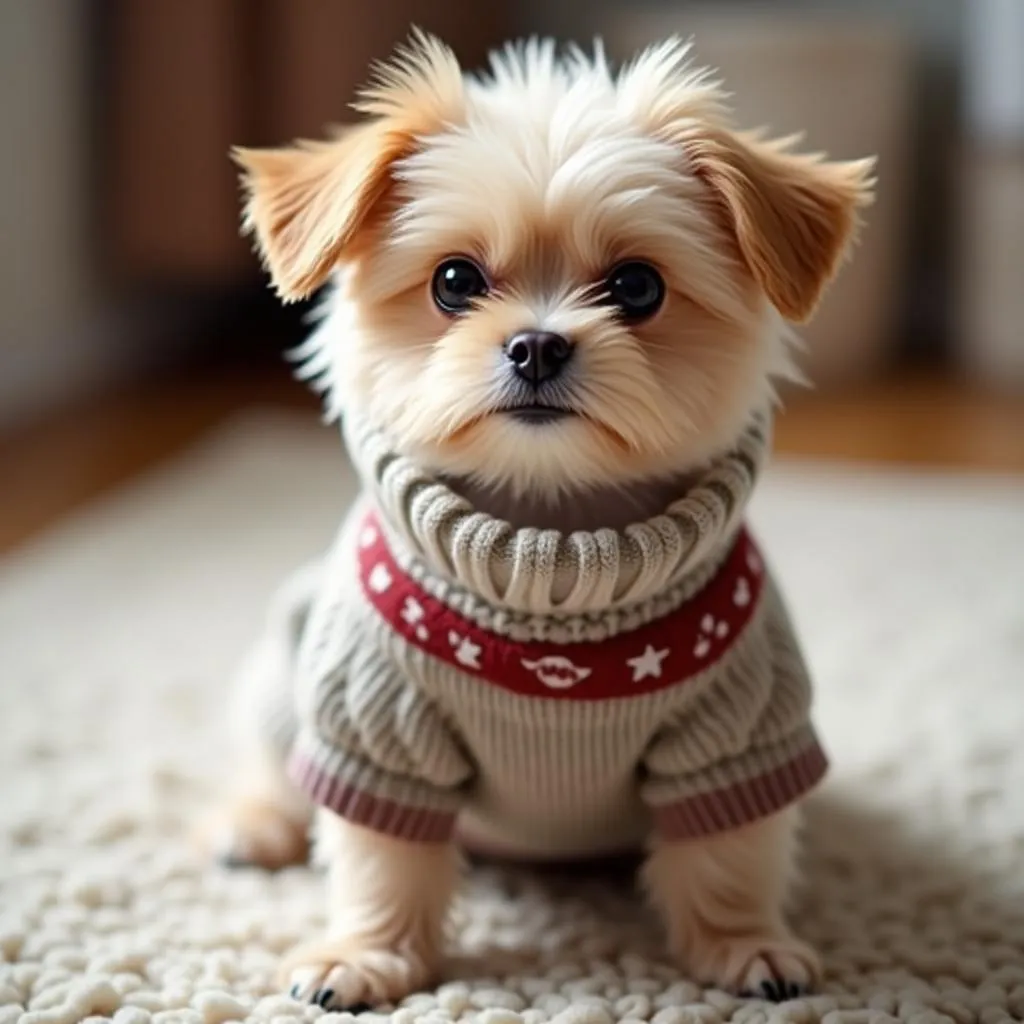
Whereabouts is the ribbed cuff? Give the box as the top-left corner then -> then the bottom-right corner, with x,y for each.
287,748 -> 456,844
652,741 -> 828,841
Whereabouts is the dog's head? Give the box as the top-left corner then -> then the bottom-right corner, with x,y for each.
236,32 -> 873,497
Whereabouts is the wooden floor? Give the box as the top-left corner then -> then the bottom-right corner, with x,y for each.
2,365 -> 1023,555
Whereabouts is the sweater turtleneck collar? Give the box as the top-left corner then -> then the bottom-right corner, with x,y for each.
342,410 -> 771,618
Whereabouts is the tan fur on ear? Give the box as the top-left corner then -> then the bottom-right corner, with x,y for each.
234,124 -> 411,302
233,29 -> 465,303
685,129 -> 876,322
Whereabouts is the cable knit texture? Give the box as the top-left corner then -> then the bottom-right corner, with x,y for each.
342,409 -> 771,624
5,413 -> 1024,1024
281,409 -> 826,854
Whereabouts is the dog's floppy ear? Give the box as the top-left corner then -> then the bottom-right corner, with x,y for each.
685,128 -> 876,322
233,123 -> 409,303
234,29 -> 464,302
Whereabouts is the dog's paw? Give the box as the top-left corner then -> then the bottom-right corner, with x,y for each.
282,942 -> 433,1011
689,933 -> 820,1001
194,798 -> 309,871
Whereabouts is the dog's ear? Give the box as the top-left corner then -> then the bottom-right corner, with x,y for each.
616,39 -> 873,322
234,29 -> 464,302
233,123 -> 411,302
684,128 -> 875,322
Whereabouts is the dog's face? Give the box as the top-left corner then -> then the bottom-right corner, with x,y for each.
237,35 -> 873,497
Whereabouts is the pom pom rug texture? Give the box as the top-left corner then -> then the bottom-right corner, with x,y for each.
2,412 -> 1024,1024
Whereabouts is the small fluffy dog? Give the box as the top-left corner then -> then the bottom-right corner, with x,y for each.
205,31 -> 874,1011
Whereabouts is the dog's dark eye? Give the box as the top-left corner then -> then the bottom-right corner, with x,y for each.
432,258 -> 488,314
605,262 -> 665,320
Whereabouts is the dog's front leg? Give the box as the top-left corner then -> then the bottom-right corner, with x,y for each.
283,813 -> 460,1011
642,807 -> 820,1001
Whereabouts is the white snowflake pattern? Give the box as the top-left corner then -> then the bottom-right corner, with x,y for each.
733,576 -> 751,607
746,548 -> 763,576
359,524 -> 378,549
693,613 -> 729,658
401,597 -> 429,642
367,563 -> 392,594
448,631 -> 482,670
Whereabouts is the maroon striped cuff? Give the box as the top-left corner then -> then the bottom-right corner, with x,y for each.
288,752 -> 456,843
652,742 -> 828,840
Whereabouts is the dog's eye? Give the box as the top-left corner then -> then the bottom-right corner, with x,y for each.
432,258 -> 489,314
605,262 -> 665,321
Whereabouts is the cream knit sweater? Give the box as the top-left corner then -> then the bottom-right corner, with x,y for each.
254,409 -> 826,858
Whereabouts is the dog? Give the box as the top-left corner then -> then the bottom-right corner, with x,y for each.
202,30 -> 874,1011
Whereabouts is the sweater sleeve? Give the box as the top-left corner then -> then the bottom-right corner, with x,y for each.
640,578 -> 828,840
286,555 -> 473,842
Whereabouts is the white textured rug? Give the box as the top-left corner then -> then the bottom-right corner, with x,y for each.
3,411 -> 1024,1024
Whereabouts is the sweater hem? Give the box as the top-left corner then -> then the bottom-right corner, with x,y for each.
288,752 -> 456,843
651,741 -> 828,840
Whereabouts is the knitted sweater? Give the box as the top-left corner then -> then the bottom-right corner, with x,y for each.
274,409 -> 827,857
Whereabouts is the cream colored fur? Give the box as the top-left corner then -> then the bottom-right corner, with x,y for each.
196,745 -> 312,872
643,809 -> 819,995
212,29 -> 874,1009
279,817 -> 460,1008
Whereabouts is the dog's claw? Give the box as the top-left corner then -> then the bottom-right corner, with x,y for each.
218,852 -> 254,870
744,977 -> 805,1003
691,933 -> 820,1000
283,946 -> 431,1009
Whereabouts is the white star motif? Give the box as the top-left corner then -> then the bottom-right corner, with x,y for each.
368,563 -> 392,593
359,525 -> 378,548
627,644 -> 670,682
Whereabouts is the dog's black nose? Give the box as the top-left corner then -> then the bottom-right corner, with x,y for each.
505,331 -> 573,386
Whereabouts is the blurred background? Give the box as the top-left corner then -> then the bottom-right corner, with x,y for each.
1,0 -> 1022,550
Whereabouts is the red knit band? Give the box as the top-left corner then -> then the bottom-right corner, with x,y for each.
652,742 -> 829,840
357,510 -> 767,701
288,752 -> 456,843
